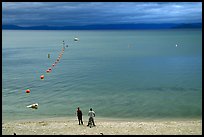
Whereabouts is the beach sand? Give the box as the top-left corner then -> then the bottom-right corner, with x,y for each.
2,117 -> 202,135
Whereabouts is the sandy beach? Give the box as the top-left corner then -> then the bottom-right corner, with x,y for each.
2,117 -> 202,135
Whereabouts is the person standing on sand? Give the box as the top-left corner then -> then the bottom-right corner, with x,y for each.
76,107 -> 83,125
87,108 -> 96,126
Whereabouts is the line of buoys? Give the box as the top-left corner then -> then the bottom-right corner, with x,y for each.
43,41 -> 66,78
22,40 -> 71,111
24,40 -> 68,103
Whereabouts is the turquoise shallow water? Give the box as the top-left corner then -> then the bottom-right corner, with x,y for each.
2,29 -> 202,121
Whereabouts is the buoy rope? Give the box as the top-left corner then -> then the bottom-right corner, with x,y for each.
24,40 -> 67,94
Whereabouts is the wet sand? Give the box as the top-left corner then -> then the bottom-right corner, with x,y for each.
2,117 -> 202,135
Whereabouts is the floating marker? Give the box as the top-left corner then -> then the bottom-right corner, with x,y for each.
40,75 -> 44,79
48,68 -> 52,72
74,37 -> 79,41
26,89 -> 30,93
52,64 -> 55,67
46,69 -> 50,73
48,53 -> 50,58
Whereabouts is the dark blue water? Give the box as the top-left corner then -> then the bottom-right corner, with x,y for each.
2,29 -> 202,121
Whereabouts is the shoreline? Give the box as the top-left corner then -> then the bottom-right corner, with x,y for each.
2,117 -> 202,135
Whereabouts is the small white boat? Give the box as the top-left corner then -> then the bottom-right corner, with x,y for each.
27,103 -> 38,109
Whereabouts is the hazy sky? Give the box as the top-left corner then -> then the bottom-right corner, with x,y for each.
2,2 -> 202,27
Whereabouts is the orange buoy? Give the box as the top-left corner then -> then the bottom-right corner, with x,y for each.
48,68 -> 52,71
46,69 -> 50,73
26,89 -> 30,93
40,75 -> 44,79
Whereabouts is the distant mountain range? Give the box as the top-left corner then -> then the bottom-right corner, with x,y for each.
2,23 -> 202,30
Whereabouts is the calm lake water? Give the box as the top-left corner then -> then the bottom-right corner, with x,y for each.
2,29 -> 202,121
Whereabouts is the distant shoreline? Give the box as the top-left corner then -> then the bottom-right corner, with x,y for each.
2,28 -> 202,31
2,116 -> 202,135
2,23 -> 202,30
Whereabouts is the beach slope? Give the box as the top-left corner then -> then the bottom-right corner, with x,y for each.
2,118 -> 202,135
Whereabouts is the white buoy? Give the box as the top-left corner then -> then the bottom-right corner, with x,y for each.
74,37 -> 79,41
176,44 -> 178,47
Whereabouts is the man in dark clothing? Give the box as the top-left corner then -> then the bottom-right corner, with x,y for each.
76,107 -> 83,125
